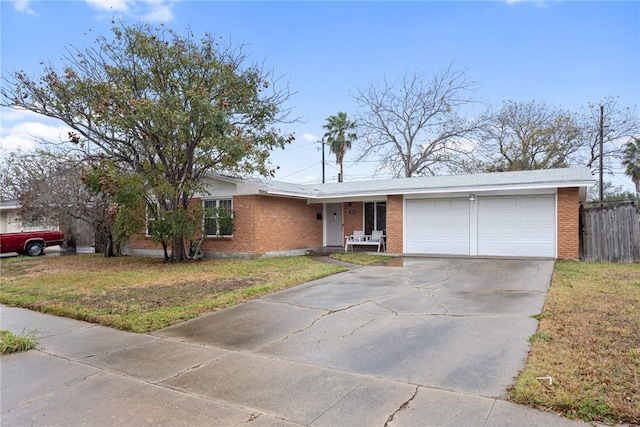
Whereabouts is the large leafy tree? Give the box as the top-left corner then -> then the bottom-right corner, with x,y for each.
623,138 -> 640,194
353,64 -> 485,177
481,100 -> 582,172
322,112 -> 357,182
1,23 -> 294,261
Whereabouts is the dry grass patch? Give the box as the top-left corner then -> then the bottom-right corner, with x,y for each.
511,261 -> 640,424
0,255 -> 346,333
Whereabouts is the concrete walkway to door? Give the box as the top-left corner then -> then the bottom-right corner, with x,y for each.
1,258 -> 596,426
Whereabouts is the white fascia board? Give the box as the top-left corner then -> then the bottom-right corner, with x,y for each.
0,202 -> 20,210
402,181 -> 593,199
196,178 -> 261,199
263,181 -> 593,202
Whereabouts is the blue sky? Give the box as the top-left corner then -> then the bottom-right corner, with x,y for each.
1,0 -> 639,190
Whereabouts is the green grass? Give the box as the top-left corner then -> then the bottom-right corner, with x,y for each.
0,329 -> 38,353
0,254 -> 347,333
511,261 -> 640,425
328,252 -> 393,265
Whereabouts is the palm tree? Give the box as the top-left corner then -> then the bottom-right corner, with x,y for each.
323,112 -> 357,182
623,138 -> 640,194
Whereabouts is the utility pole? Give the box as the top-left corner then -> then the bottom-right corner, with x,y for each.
599,105 -> 604,205
319,139 -> 326,184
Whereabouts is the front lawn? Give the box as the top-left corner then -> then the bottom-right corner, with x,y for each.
0,254 -> 350,333
511,261 -> 640,425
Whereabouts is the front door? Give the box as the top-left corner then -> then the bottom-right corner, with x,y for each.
326,203 -> 343,246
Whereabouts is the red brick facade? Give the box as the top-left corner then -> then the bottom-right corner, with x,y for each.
129,186 -> 582,259
343,202 -> 363,238
557,187 -> 580,260
130,195 -> 323,257
386,195 -> 403,253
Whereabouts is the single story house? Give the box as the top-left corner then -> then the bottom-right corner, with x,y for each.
128,167 -> 595,260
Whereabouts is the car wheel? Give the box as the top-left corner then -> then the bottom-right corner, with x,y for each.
26,242 -> 44,256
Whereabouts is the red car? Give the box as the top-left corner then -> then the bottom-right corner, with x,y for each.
0,230 -> 64,256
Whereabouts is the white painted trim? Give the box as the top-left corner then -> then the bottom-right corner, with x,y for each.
469,197 -> 478,256
322,204 -> 327,247
554,192 -> 559,259
263,181 -> 593,201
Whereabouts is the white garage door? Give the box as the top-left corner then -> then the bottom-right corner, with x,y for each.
405,198 -> 470,255
477,195 -> 556,257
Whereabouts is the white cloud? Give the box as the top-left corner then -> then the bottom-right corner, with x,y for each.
1,108 -> 49,123
85,0 -> 129,12
142,0 -> 174,22
12,0 -> 36,15
301,133 -> 318,142
505,0 -> 549,7
83,0 -> 174,22
0,134 -> 37,152
0,120 -> 73,153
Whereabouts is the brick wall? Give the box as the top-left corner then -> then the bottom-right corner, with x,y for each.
343,202 -> 363,238
386,195 -> 403,253
252,196 -> 323,252
557,187 -> 580,259
130,195 -> 323,256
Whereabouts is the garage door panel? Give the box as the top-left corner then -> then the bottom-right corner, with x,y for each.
406,199 -> 469,255
478,195 -> 555,257
406,194 -> 556,258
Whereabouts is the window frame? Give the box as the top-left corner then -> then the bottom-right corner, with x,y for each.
364,201 -> 386,236
146,203 -> 160,237
203,199 -> 234,237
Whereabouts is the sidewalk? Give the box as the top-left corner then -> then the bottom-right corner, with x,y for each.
1,305 -> 596,426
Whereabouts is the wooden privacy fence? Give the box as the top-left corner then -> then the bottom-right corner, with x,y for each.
580,202 -> 640,263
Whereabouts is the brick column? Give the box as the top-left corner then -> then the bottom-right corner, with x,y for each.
386,195 -> 403,253
557,187 -> 580,259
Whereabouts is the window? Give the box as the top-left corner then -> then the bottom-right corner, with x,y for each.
364,202 -> 386,235
203,199 -> 233,236
146,204 -> 161,236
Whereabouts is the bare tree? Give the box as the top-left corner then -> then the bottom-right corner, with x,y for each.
353,64 -> 484,177
0,149 -> 115,254
481,100 -> 583,172
578,96 -> 640,171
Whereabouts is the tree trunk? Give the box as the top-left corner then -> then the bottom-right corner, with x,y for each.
171,235 -> 187,262
161,241 -> 169,262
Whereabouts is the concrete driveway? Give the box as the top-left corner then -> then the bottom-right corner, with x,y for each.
156,257 -> 553,399
4,257 -> 589,426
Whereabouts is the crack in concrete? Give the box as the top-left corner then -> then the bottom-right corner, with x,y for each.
280,298 -> 379,341
407,270 -> 450,290
371,300 -> 400,316
384,385 -> 420,427
482,398 -> 498,427
311,318 -> 377,351
234,412 -> 261,426
428,288 -> 450,314
159,363 -> 205,384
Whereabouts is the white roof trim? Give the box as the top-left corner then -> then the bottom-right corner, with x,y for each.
209,168 -> 595,201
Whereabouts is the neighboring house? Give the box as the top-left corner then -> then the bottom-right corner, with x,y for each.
128,167 -> 595,260
0,199 -> 95,253
0,200 -> 21,234
0,199 -> 58,233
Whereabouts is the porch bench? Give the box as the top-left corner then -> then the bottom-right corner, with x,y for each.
345,230 -> 386,252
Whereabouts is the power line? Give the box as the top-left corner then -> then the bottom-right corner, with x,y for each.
278,162 -> 320,180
